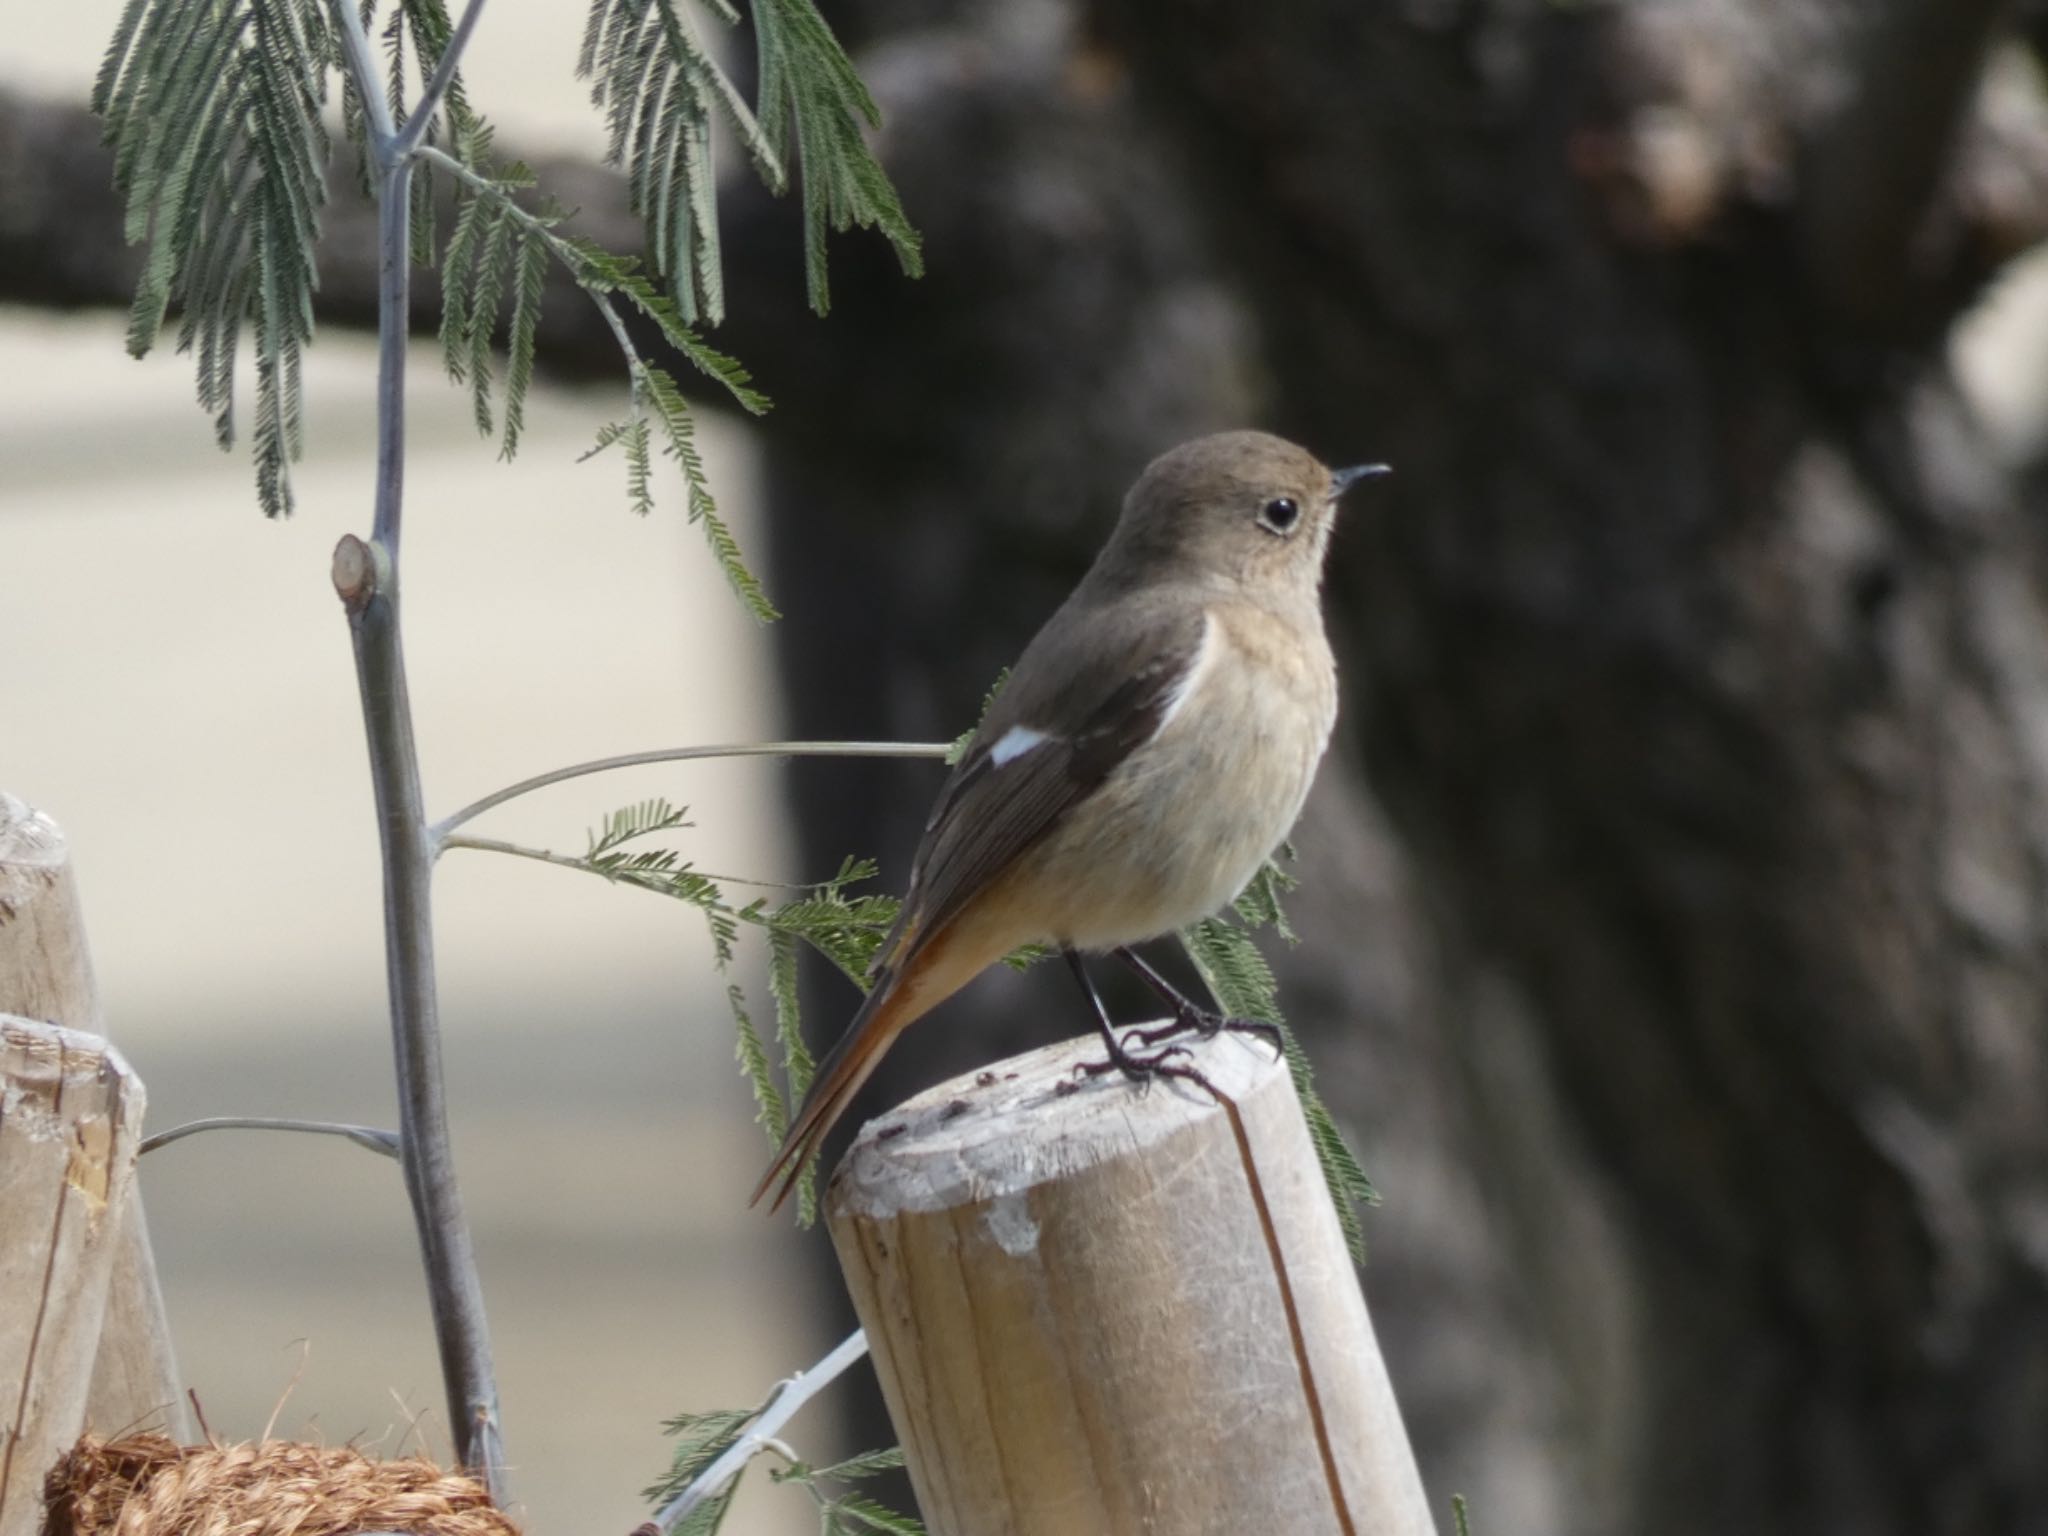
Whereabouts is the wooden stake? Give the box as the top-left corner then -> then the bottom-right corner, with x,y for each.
827,1030 -> 1438,1536
0,1017 -> 146,1536
0,794 -> 187,1441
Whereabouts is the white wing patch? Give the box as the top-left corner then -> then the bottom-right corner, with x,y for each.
1154,610 -> 1218,736
990,724 -> 1051,767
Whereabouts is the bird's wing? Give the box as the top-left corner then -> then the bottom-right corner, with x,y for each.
874,602 -> 1211,970
751,601 -> 1211,1212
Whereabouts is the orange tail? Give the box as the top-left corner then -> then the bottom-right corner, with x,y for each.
750,916 -> 1008,1211
750,970 -> 917,1212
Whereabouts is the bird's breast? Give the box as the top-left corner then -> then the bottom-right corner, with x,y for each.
1022,602 -> 1337,950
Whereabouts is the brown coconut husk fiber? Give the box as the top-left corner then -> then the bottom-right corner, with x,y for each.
42,1433 -> 521,1536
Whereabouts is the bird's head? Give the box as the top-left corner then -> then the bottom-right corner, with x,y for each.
1104,430 -> 1388,597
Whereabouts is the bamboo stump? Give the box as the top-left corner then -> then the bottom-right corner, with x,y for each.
827,1030 -> 1436,1536
0,794 -> 186,1442
0,1017 -> 146,1536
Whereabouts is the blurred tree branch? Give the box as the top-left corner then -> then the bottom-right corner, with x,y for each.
0,85 -> 628,375
1799,0 -> 2015,330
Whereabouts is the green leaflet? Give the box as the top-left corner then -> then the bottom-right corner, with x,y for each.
97,0 -> 332,517
1180,860 -> 1380,1265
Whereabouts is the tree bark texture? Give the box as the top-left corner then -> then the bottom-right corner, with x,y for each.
1090,3 -> 2048,1533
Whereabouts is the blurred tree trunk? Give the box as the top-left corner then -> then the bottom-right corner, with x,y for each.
731,2 -> 2048,1534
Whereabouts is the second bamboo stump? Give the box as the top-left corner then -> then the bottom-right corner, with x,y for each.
827,1030 -> 1436,1536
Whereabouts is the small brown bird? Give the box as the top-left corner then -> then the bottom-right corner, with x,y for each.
753,431 -> 1386,1209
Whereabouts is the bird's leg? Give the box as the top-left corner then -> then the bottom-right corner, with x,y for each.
1064,948 -> 1193,1083
1113,945 -> 1283,1054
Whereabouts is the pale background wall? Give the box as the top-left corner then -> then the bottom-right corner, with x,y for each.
1,8 -> 839,1533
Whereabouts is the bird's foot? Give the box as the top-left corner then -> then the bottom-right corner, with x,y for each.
1130,1007 -> 1284,1056
1076,1030 -> 1198,1087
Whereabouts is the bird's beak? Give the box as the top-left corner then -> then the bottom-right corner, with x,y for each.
1330,462 -> 1392,496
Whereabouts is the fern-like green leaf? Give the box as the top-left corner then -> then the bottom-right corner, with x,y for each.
595,263 -> 769,415
673,1482 -> 741,1536
637,361 -> 779,620
499,230 -> 550,459
579,0 -> 784,325
1232,846 -> 1300,942
811,1447 -> 905,1483
589,796 -> 695,857
750,0 -> 922,314
583,415 -> 657,515
730,982 -> 788,1147
643,1406 -> 756,1506
826,1494 -> 927,1536
465,198 -> 516,435
1180,889 -> 1379,1264
97,0 -> 333,516
765,924 -> 818,1222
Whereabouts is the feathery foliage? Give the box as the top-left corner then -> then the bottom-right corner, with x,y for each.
579,0 -> 922,319
772,1447 -> 927,1535
578,0 -> 781,324
473,804 -> 897,1224
751,0 -> 923,312
1180,862 -> 1380,1266
95,0 -> 334,517
99,0 -> 918,627
645,1403 -> 922,1534
643,1404 -> 755,1526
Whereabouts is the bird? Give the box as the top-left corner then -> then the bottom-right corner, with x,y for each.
753,430 -> 1387,1210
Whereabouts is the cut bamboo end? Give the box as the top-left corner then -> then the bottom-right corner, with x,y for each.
0,794 -> 98,1029
0,1018 -> 146,1536
826,1029 -> 1437,1536
0,794 -> 187,1444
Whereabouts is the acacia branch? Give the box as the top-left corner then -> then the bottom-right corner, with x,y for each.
432,739 -> 951,841
1799,0 -> 2010,326
393,0 -> 490,158
141,1116 -> 402,1158
639,1330 -> 871,1536
326,0 -> 505,1497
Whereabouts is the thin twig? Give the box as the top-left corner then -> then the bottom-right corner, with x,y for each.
326,0 -> 505,1497
432,740 -> 951,841
392,0 -> 489,158
443,833 -> 826,891
140,1117 -> 401,1159
645,1331 -> 870,1535
331,0 -> 396,147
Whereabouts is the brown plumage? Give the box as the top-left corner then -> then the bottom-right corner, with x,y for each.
752,431 -> 1385,1210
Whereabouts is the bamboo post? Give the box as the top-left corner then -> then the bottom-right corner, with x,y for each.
0,794 -> 187,1440
0,1016 -> 146,1536
827,1030 -> 1437,1536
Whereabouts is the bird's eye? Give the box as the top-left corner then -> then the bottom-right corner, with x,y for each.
1258,496 -> 1301,535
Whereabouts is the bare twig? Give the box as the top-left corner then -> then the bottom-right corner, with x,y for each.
1799,0 -> 2008,325
643,1330 -> 870,1536
392,0 -> 489,159
141,1117 -> 401,1158
431,740 -> 951,842
325,0 -> 504,1497
332,0 -> 396,148
444,833 -> 826,891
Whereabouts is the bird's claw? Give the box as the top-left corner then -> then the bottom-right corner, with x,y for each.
1131,1009 -> 1284,1057
1077,1033 -> 1197,1086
